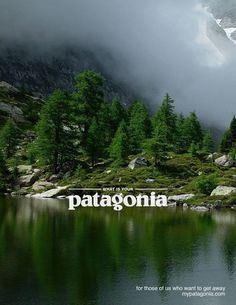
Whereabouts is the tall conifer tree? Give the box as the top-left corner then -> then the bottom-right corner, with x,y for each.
0,119 -> 18,158
153,94 -> 176,144
109,120 -> 129,165
36,90 -> 76,172
128,100 -> 151,153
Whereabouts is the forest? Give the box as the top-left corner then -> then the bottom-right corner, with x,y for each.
0,70 -> 236,202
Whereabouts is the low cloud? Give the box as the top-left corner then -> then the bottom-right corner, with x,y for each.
0,0 -> 236,128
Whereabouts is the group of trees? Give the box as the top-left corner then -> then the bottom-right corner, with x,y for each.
220,116 -> 236,153
145,95 -> 214,164
33,71 -> 214,170
1,69 -> 235,180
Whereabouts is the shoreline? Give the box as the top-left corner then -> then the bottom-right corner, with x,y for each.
3,191 -> 236,213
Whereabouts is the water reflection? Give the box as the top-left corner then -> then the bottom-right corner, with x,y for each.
0,196 -> 235,305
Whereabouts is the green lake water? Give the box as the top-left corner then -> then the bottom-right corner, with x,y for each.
0,196 -> 236,305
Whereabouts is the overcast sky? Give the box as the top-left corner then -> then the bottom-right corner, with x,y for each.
0,0 -> 236,128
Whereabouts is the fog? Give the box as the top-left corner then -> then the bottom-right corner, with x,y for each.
0,0 -> 236,128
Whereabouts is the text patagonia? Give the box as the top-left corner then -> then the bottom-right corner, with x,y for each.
68,192 -> 167,211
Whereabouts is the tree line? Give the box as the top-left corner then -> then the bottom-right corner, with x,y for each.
0,70 -> 235,187
32,70 -> 212,170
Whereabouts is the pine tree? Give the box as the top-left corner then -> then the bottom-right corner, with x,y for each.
98,102 -> 113,148
110,97 -> 126,135
0,119 -> 18,158
183,112 -> 203,148
146,122 -> 169,166
128,100 -> 151,153
36,90 -> 76,173
219,116 -> 236,153
72,70 -> 104,144
202,131 -> 214,154
109,121 -> 129,165
153,94 -> 176,144
86,117 -> 103,166
230,115 -> 236,140
174,113 -> 188,153
188,142 -> 199,157
220,129 -> 232,153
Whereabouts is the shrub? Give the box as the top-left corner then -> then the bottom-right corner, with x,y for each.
226,195 -> 236,206
196,174 -> 217,195
75,165 -> 87,180
27,143 -> 37,165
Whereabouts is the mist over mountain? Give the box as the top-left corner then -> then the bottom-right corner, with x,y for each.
204,0 -> 236,17
0,43 -> 135,104
0,0 -> 236,129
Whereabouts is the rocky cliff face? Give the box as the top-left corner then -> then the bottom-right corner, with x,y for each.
200,0 -> 236,63
0,81 -> 44,126
215,7 -> 236,45
203,0 -> 235,16
0,43 -> 135,104
205,0 -> 236,46
219,8 -> 236,28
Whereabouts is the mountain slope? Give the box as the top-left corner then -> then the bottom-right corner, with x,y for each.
0,44 -> 135,104
205,0 -> 236,47
0,81 -> 44,127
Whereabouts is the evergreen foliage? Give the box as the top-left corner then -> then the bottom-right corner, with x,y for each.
230,115 -> 236,140
153,94 -> 176,144
220,116 -> 236,153
202,131 -> 214,154
188,142 -> 199,157
174,112 -> 203,153
174,113 -> 188,153
146,122 -> 169,166
72,70 -> 104,145
97,102 -> 113,149
196,174 -> 217,195
1,70 -> 231,175
0,119 -> 18,158
109,120 -> 129,165
220,129 -> 232,153
35,90 -> 76,173
0,150 -> 6,190
110,97 -> 126,135
86,117 -> 104,166
183,112 -> 203,148
128,100 -> 151,153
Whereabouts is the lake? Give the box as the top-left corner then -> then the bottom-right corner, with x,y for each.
0,196 -> 236,305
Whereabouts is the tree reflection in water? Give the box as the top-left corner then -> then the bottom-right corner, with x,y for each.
0,196 -> 235,305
